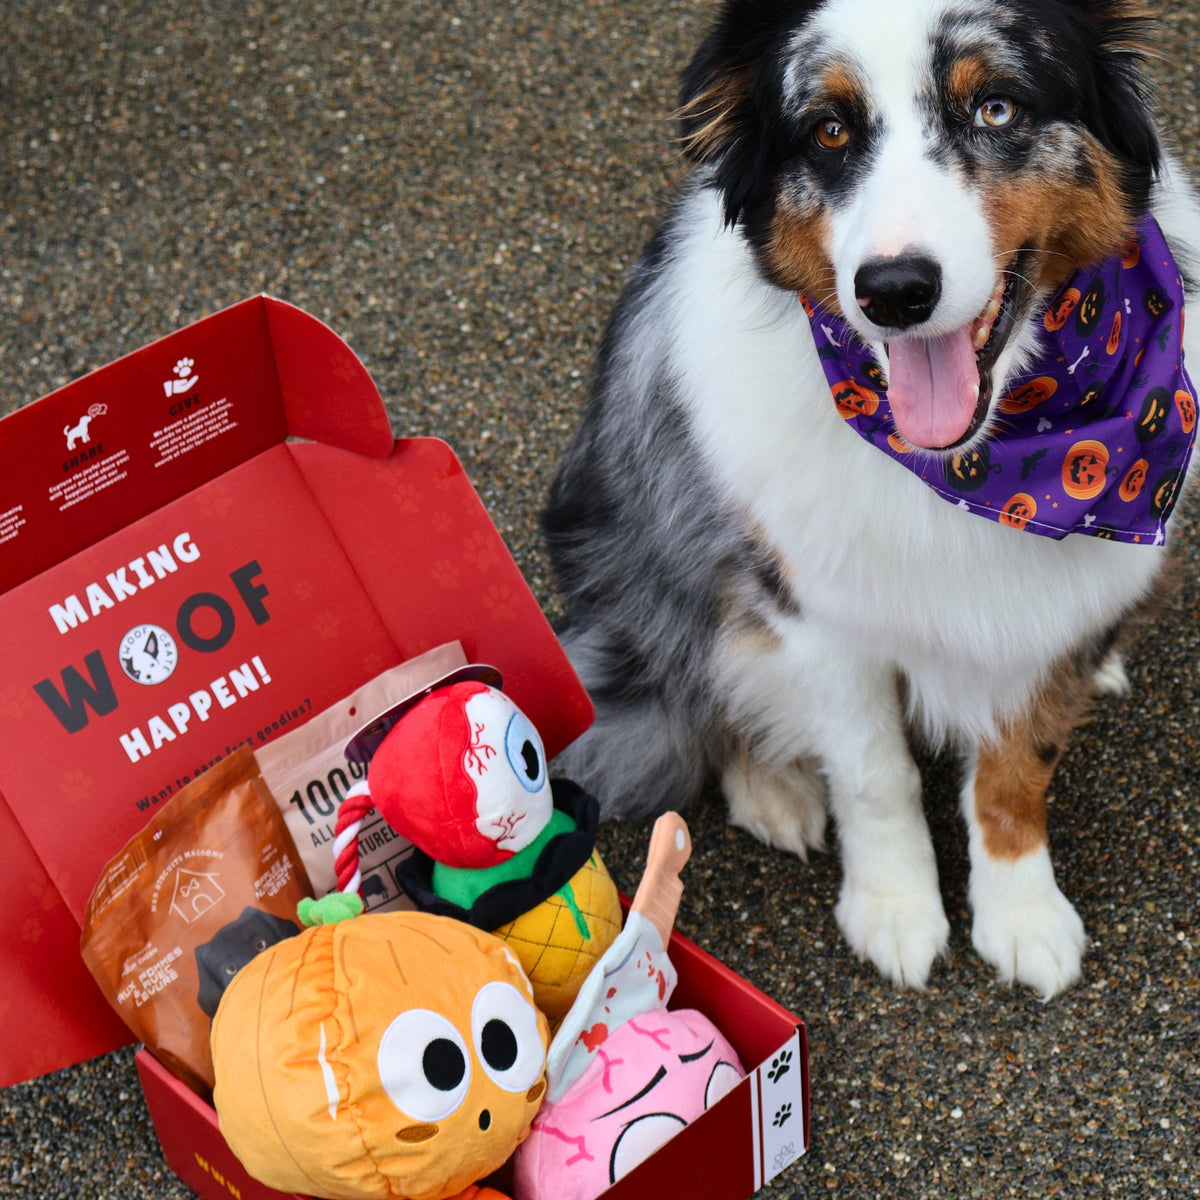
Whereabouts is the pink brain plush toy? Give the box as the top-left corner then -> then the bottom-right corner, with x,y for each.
512,814 -> 745,1200
513,1006 -> 742,1199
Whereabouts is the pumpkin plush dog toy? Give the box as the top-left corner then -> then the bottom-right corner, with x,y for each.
335,666 -> 621,1021
210,897 -> 549,1200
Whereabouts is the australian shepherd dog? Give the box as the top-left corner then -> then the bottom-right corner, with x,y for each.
543,0 -> 1200,996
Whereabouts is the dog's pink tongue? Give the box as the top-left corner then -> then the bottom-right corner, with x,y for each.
886,328 -> 980,449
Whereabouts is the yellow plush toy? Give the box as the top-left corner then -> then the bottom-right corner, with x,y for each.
210,896 -> 549,1200
485,842 -> 620,1022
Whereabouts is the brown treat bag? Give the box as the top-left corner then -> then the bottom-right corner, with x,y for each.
255,640 -> 467,903
80,747 -> 312,1097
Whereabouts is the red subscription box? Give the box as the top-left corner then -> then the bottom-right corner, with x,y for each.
0,296 -> 807,1199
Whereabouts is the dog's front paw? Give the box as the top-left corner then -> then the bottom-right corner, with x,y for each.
969,849 -> 1086,998
835,880 -> 950,990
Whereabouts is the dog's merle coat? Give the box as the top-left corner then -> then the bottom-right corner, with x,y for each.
545,0 -> 1200,996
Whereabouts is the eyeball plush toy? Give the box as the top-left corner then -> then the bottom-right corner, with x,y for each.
210,897 -> 549,1200
512,814 -> 745,1200
335,667 -> 621,1022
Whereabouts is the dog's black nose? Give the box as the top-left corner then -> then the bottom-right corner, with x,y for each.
854,254 -> 942,329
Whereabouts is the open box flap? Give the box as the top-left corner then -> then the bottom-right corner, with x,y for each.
289,439 -> 594,761
0,438 -> 591,1086
262,296 -> 394,458
0,794 -> 133,1080
0,295 -> 393,593
0,299 -> 591,1086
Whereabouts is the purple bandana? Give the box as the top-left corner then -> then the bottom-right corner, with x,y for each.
805,215 -> 1197,544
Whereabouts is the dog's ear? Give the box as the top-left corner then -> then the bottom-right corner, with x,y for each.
1070,1 -> 1161,205
677,27 -> 755,167
676,13 -> 782,228
677,2 -> 826,227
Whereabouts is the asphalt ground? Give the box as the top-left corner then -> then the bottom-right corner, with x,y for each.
1,2 -> 1197,1197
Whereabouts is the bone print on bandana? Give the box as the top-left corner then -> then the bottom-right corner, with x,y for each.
804,215 -> 1197,544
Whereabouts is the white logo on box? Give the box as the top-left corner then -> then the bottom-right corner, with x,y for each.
163,357 -> 199,396
63,403 -> 108,450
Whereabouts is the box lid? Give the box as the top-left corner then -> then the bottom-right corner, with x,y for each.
0,298 -> 592,1085
0,295 -> 394,593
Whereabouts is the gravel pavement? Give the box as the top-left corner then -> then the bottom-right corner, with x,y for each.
1,3 -> 1197,1197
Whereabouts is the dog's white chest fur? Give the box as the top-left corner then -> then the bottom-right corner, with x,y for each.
663,188 -> 1163,738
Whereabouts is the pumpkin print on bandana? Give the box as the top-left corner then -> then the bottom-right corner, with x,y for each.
804,215 -> 1197,544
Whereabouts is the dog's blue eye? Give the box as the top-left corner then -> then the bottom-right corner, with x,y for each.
973,96 -> 1016,129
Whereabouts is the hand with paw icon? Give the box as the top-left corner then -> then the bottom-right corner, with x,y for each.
163,356 -> 199,396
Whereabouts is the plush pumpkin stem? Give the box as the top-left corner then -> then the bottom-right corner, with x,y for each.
298,891 -> 365,927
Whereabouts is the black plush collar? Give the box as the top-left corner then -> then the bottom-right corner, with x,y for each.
393,778 -> 600,930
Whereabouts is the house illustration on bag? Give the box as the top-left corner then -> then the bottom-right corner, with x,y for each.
170,868 -> 225,924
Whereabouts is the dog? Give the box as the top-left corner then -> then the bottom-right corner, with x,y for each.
543,0 -> 1200,997
63,413 -> 93,451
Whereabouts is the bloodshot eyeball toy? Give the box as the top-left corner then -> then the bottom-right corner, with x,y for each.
334,667 -> 621,1021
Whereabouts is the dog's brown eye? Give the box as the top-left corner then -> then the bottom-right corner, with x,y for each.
973,96 -> 1016,129
813,119 -> 850,150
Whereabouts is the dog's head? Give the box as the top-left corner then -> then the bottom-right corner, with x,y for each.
679,0 -> 1161,451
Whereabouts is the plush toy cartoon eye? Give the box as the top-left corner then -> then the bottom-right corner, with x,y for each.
378,1008 -> 472,1122
461,687 -> 553,855
471,981 -> 545,1093
505,709 -> 547,793
813,118 -> 850,151
973,95 -> 1017,128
